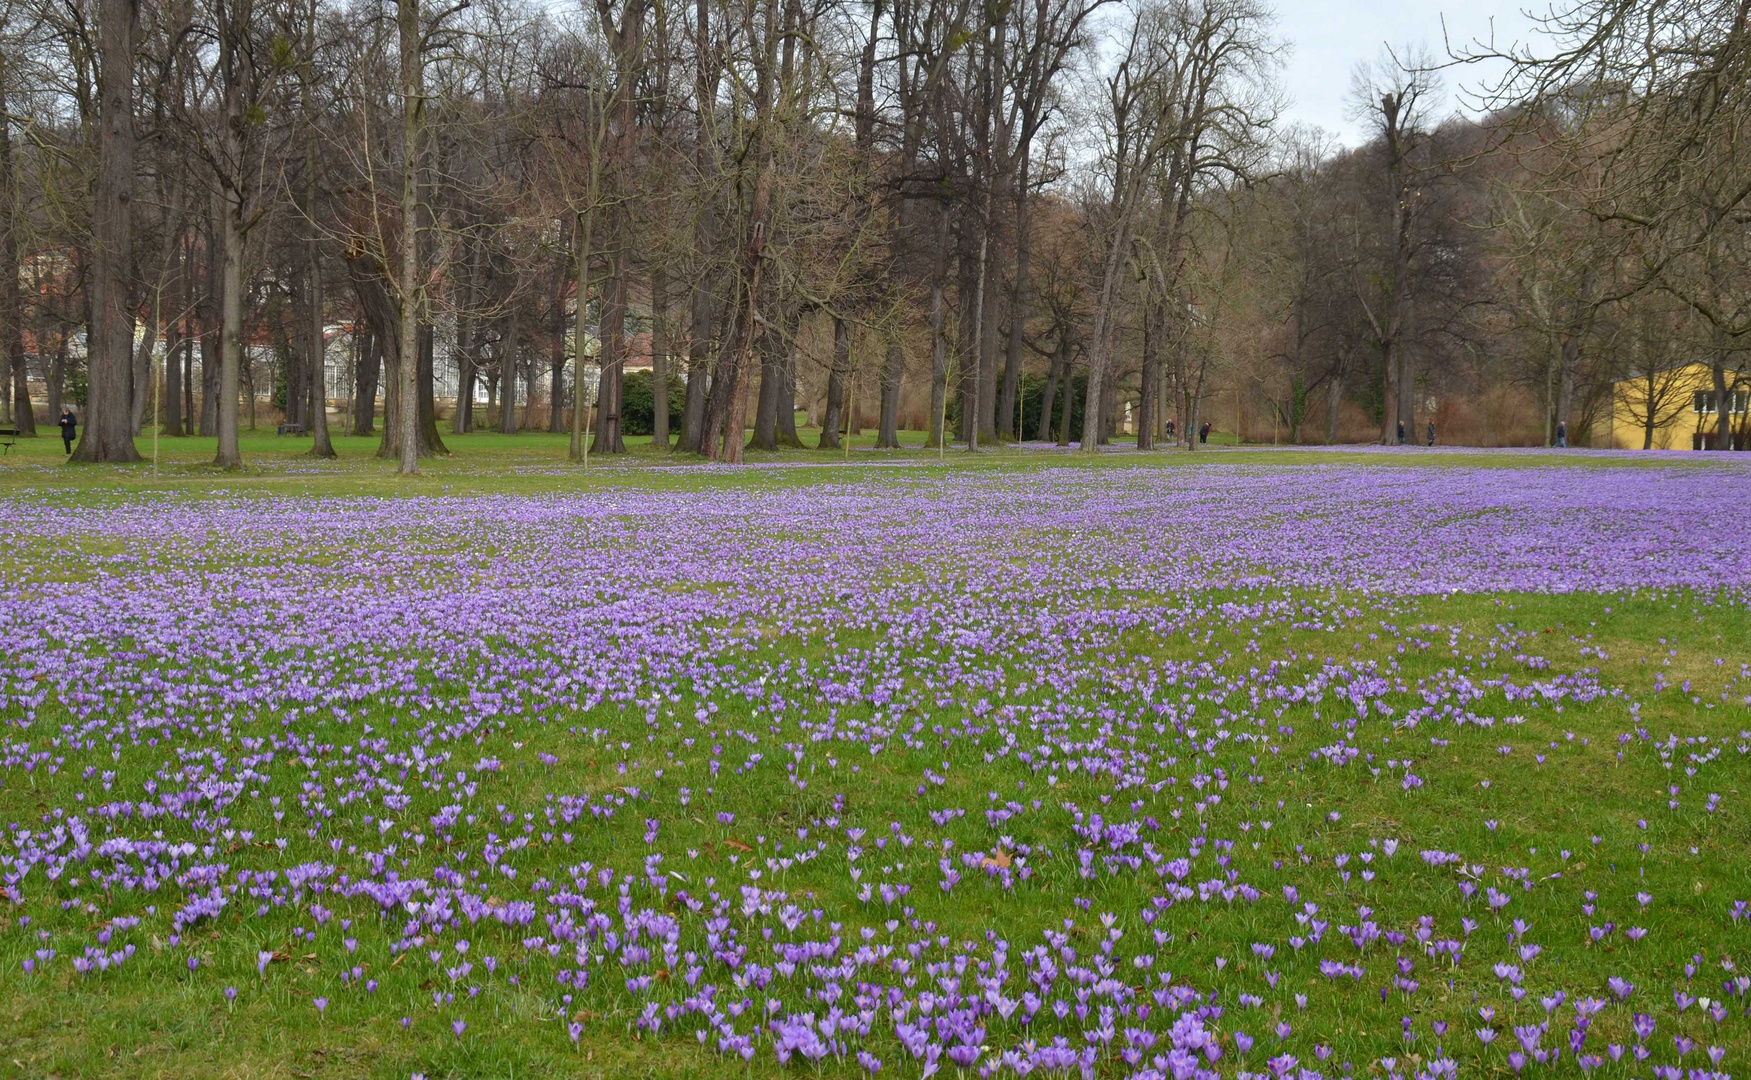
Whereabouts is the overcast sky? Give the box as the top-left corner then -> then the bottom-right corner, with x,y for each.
1272,0 -> 1550,145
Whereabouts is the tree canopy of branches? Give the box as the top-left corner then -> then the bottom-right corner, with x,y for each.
2,0 -> 1744,465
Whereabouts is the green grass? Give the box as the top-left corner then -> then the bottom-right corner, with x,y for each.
0,443 -> 1743,1080
10,592 -> 1744,1080
0,425 -> 1706,501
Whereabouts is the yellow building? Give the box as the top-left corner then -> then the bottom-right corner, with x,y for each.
1610,361 -> 1748,450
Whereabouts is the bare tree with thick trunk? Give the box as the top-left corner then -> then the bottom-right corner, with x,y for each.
302,0 -> 335,458
0,54 -> 35,437
73,0 -> 143,462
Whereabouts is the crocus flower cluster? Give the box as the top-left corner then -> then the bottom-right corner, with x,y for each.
0,459 -> 1746,1077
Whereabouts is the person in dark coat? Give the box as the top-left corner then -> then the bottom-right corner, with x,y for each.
1556,420 -> 1567,448
1397,419 -> 1406,444
1198,422 -> 1210,444
1427,420 -> 1436,446
58,408 -> 77,454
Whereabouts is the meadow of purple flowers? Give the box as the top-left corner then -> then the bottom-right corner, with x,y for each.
0,458 -> 1747,1078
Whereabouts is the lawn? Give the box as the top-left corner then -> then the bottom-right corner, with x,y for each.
0,437 -> 1745,1080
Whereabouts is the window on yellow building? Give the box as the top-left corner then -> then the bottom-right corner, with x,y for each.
1692,390 -> 1748,415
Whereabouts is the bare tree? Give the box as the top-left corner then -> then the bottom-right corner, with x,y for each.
0,27 -> 36,436
1081,0 -> 1277,452
699,0 -> 782,462
71,0 -> 142,462
1346,49 -> 1437,445
1479,0 -> 1751,451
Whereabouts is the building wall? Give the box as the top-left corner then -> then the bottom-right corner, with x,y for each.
1610,363 -> 1746,450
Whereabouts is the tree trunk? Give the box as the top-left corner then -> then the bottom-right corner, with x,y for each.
750,311 -> 780,451
129,296 -> 158,435
1079,174 -> 1148,453
976,266 -> 999,444
307,260 -> 334,456
213,183 -> 245,468
1057,357 -> 1074,447
820,315 -> 848,449
271,304 -> 296,429
1711,342 -> 1732,451
349,253 -> 443,458
352,322 -> 379,435
164,321 -> 184,435
593,252 -> 626,453
975,214 -> 1000,444
970,21 -> 1003,446
1395,336 -> 1415,444
777,345 -> 801,447
589,0 -> 644,456
701,0 -> 776,463
568,206 -> 593,460
500,307 -> 520,435
48,335 -> 65,421
0,70 -> 34,436
650,265 -> 669,445
1137,300 -> 1157,450
926,210 -> 950,449
1326,368 -> 1342,444
201,332 -> 220,436
454,312 -> 474,434
244,347 -> 257,430
701,296 -> 741,457
702,286 -> 756,462
198,225 -> 219,436
1555,335 -> 1578,446
678,0 -> 718,455
1378,343 -> 1396,444
181,330 -> 193,431
678,288 -> 711,454
955,242 -> 979,446
997,148 -> 1031,442
678,306 -> 709,452
548,320 -> 565,435
523,331 -> 537,430
457,241 -> 481,434
764,297 -> 802,448
381,326 -> 399,444
284,295 -> 307,431
395,0 -> 423,474
301,0 -> 333,458
876,336 -> 903,448
415,324 -> 444,452
1100,360 -> 1117,444
1642,368 -> 1657,449
1148,371 -> 1159,442
1037,334 -> 1064,443
210,0 -> 259,469
72,0 -> 143,462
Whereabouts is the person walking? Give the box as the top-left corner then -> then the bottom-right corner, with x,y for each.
1556,420 -> 1567,448
1397,419 -> 1406,445
1198,422 -> 1210,444
58,408 -> 77,455
1427,420 -> 1436,447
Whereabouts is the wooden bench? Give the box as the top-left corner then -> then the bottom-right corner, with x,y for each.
277,423 -> 307,437
0,425 -> 17,454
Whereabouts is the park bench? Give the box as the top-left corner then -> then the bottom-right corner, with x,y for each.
0,424 -> 16,454
277,422 -> 307,437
